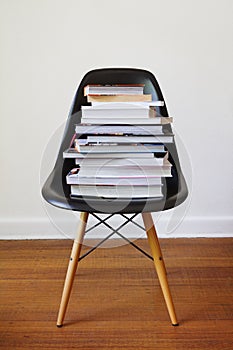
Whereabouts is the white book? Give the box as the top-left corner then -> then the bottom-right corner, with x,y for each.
75,155 -> 167,167
75,124 -> 164,135
84,84 -> 145,96
80,117 -> 173,125
70,184 -> 163,198
67,168 -> 163,185
81,106 -> 157,118
77,164 -> 172,178
86,135 -> 174,144
74,142 -> 165,154
63,148 -> 158,159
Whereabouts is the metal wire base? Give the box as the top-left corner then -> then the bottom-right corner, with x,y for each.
78,213 -> 153,262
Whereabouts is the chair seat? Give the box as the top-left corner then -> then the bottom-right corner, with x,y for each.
42,165 -> 188,214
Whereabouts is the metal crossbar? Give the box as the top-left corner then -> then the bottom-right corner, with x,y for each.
84,213 -> 114,234
78,213 -> 153,261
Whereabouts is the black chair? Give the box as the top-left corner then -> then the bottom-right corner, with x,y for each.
42,68 -> 188,327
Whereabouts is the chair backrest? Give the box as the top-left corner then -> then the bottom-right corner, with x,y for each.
57,68 -> 169,160
42,68 -> 188,213
71,68 -> 168,115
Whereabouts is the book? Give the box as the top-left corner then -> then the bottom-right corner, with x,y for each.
75,124 -> 164,135
81,105 -> 157,118
84,84 -> 145,96
74,153 -> 166,164
84,134 -> 174,144
80,117 -> 173,125
67,162 -> 171,181
90,101 -> 164,107
66,168 -> 163,185
74,142 -> 165,154
63,148 -> 160,159
77,165 -> 172,178
74,155 -> 168,167
70,184 -> 163,198
87,94 -> 152,103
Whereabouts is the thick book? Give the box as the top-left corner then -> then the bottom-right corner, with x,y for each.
77,165 -> 172,178
81,105 -> 157,119
80,117 -> 173,125
75,124 -> 164,135
87,94 -> 152,103
84,84 -> 145,96
66,168 -> 163,185
75,155 -> 168,167
74,142 -> 165,154
67,164 -> 171,182
85,134 -> 174,144
70,184 -> 163,198
63,148 -> 160,159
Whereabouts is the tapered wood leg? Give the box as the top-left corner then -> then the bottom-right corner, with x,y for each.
142,212 -> 178,326
57,212 -> 89,327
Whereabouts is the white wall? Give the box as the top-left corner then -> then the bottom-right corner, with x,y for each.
0,0 -> 232,239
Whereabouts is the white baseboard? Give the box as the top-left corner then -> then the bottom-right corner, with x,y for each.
0,215 -> 233,239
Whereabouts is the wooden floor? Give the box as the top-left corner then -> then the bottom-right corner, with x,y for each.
0,238 -> 233,350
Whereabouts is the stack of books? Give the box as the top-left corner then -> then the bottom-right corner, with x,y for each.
63,84 -> 174,199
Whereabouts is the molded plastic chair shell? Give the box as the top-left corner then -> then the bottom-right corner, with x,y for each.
42,68 -> 188,214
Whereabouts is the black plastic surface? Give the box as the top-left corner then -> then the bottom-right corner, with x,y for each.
42,68 -> 188,214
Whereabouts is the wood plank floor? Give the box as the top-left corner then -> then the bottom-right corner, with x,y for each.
0,238 -> 233,350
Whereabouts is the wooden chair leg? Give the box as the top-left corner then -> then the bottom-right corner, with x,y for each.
57,212 -> 89,327
141,212 -> 179,326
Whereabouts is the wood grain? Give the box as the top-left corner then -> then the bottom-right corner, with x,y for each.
0,238 -> 233,349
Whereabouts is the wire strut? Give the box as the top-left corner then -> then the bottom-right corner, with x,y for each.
78,213 -> 153,261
